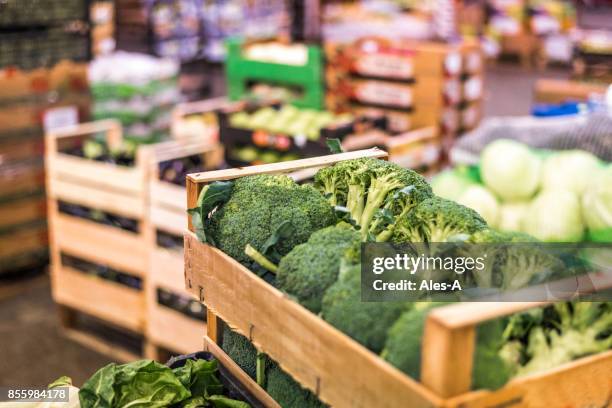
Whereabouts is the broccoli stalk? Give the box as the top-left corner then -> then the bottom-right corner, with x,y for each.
244,244 -> 278,274
359,171 -> 407,239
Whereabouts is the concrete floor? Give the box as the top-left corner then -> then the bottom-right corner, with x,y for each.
0,61 -> 576,387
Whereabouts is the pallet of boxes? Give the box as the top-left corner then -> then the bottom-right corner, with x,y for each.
182,149 -> 612,407
325,38 -> 484,158
0,62 -> 89,277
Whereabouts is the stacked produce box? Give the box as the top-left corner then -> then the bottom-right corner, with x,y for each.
46,116 -> 225,359
325,39 -> 484,148
0,62 -> 89,276
89,52 -> 181,143
0,0 -> 90,70
183,150 -> 611,407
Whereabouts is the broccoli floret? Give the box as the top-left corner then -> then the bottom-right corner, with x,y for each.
208,174 -> 336,266
321,261 -> 407,353
265,362 -> 326,408
392,196 -> 487,244
276,223 -> 360,313
516,301 -> 612,377
314,158 -> 432,241
461,229 -> 564,290
471,319 -> 514,390
221,327 -> 258,380
380,302 -> 443,379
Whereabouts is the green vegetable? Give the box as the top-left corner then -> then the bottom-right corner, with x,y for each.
203,175 -> 336,267
79,360 -> 191,408
480,139 -> 541,201
221,327 -> 258,380
321,256 -> 407,353
541,150 -> 601,195
391,196 -> 487,243
265,362 -> 326,408
458,185 -> 500,228
381,302 -> 445,379
275,223 -> 360,313
314,158 -> 432,241
79,358 -> 249,408
83,140 -> 105,160
522,189 -> 584,242
472,319 -> 514,390
582,165 -> 612,232
431,169 -> 475,201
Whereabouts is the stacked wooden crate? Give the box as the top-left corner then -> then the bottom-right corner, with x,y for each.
46,120 -> 152,359
0,62 -> 89,276
183,150 -> 612,408
325,39 -> 484,158
145,137 -> 223,358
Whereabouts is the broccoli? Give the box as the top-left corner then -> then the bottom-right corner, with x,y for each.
391,196 -> 487,244
515,301 -> 612,377
380,302 -> 444,379
314,158 -> 432,241
221,326 -> 258,380
460,229 -> 564,290
275,223 -> 360,313
265,363 -> 326,408
471,319 -> 514,390
204,174 -> 336,266
321,259 -> 408,353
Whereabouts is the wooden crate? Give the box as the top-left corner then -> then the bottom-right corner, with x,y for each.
170,96 -> 228,141
145,139 -> 223,355
533,79 -> 609,104
46,120 -> 150,339
0,221 -> 47,261
0,160 -> 45,200
184,150 -> 612,407
0,193 -> 46,231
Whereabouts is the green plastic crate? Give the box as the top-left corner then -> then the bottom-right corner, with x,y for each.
225,38 -> 324,110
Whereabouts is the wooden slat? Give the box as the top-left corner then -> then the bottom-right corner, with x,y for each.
52,266 -> 145,332
204,335 -> 282,408
147,304 -> 205,355
53,213 -> 148,276
150,247 -> 189,295
150,206 -> 186,236
150,181 -> 185,213
186,148 -> 387,185
184,233 -> 441,408
48,154 -> 145,196
0,225 -> 47,259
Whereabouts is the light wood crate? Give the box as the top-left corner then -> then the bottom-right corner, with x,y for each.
184,149 -> 612,407
145,139 -> 223,354
46,120 -> 150,340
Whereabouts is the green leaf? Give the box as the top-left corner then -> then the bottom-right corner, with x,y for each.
49,376 -> 72,388
180,396 -> 208,408
334,205 -> 358,228
326,138 -> 344,154
188,181 -> 233,245
259,220 -> 296,261
79,363 -> 118,408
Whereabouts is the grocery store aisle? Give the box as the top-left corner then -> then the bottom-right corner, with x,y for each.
0,276 -> 112,386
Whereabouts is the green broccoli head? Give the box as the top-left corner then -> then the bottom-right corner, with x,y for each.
315,158 -> 432,242
221,326 -> 258,380
209,174 -> 336,266
380,302 -> 443,379
321,261 -> 407,353
472,319 -> 515,390
276,223 -> 360,313
265,362 -> 326,408
392,196 -> 487,244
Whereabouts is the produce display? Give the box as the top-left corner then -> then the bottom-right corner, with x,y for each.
433,139 -> 612,242
89,52 -> 180,142
229,146 -> 300,165
188,155 -> 611,402
47,357 -> 250,407
228,105 -> 354,142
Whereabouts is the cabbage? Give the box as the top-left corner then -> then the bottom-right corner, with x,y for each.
499,202 -> 528,232
522,189 -> 584,242
431,170 -> 475,201
541,150 -> 601,195
480,139 -> 541,202
582,166 -> 612,231
458,185 -> 500,227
